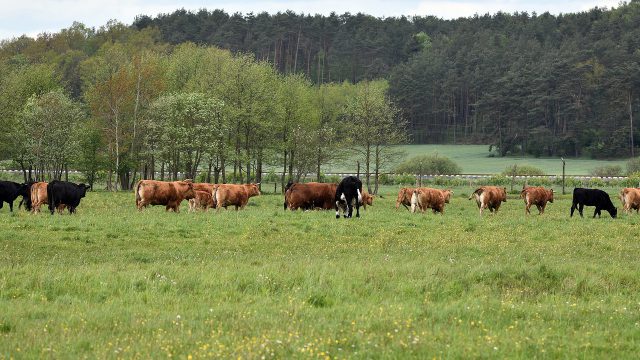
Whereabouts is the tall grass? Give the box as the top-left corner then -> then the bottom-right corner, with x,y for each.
1,190 -> 639,358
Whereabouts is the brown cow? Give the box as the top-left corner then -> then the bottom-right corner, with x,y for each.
188,190 -> 216,212
469,186 -> 507,215
284,182 -> 337,210
410,187 -> 447,214
520,186 -> 554,215
135,180 -> 195,212
395,187 -> 415,210
620,187 -> 640,214
30,182 -> 66,214
361,191 -> 374,210
214,183 -> 261,211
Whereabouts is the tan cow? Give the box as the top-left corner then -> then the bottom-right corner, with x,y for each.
469,186 -> 507,215
410,187 -> 447,214
520,186 -> 554,215
135,180 -> 195,212
188,190 -> 216,212
30,182 -> 66,214
214,183 -> 261,210
395,187 -> 415,210
620,187 -> 640,214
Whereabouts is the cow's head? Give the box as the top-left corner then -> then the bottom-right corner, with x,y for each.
247,183 -> 261,197
502,187 -> 507,202
610,206 -> 618,218
442,190 -> 453,203
76,183 -> 91,197
178,180 -> 196,199
548,189 -> 554,203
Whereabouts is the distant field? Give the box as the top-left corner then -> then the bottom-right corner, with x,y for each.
321,145 -> 630,175
1,190 -> 639,358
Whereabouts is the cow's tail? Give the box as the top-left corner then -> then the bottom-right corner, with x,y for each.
135,180 -> 143,208
469,188 -> 482,200
520,188 -> 528,199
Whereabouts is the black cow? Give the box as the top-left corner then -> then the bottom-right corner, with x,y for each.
335,176 -> 363,219
571,188 -> 617,218
47,180 -> 91,215
0,181 -> 31,212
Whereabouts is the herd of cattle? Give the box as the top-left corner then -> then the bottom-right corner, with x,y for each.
1,176 -> 640,219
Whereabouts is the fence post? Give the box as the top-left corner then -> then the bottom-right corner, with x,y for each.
561,157 -> 566,195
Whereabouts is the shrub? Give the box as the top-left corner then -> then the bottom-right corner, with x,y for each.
394,154 -> 462,176
590,165 -> 623,177
501,164 -> 546,176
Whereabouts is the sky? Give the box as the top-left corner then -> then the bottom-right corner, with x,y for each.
0,0 -> 623,40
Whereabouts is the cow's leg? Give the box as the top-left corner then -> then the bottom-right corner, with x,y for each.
578,204 -> 584,217
570,203 -> 576,217
0,201 -> 3,210
335,200 -> 341,219
525,202 -> 531,215
8,201 -> 13,212
355,198 -> 360,218
593,207 -> 600,218
539,204 -> 546,215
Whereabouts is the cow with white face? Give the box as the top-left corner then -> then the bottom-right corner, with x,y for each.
334,176 -> 363,219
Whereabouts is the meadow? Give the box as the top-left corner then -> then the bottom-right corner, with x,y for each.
322,145 -> 630,175
1,187 -> 639,359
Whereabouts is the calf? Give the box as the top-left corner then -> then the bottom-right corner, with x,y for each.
620,188 -> 640,214
469,186 -> 507,215
0,181 -> 31,212
136,179 -> 195,212
188,190 -> 216,212
214,183 -> 261,210
361,191 -> 374,210
411,187 -> 446,214
47,180 -> 91,215
335,176 -> 363,218
284,182 -> 337,211
520,186 -> 554,215
395,187 -> 414,210
571,188 -> 617,218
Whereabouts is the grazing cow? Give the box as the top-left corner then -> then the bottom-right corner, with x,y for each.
619,188 -> 640,214
520,186 -> 554,215
284,182 -> 338,211
47,180 -> 91,215
361,191 -> 374,210
439,189 -> 454,203
395,187 -> 415,210
571,188 -> 617,218
335,176 -> 363,219
0,181 -> 31,212
469,186 -> 507,215
410,187 -> 447,214
214,183 -> 261,210
188,190 -> 216,212
136,179 -> 195,212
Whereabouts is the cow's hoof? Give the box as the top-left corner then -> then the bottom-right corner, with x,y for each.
356,214 -> 360,218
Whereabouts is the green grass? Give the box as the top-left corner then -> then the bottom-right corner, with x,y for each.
1,189 -> 640,358
321,145 -> 631,175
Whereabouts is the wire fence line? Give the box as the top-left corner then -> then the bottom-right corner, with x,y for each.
0,169 -> 632,181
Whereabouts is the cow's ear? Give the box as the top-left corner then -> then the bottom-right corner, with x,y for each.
550,189 -> 554,193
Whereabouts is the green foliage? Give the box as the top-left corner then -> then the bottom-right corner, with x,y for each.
501,164 -> 546,176
590,165 -> 623,177
394,154 -> 462,175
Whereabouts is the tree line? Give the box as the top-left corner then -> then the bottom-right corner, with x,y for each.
0,25 -> 405,193
131,2 -> 640,158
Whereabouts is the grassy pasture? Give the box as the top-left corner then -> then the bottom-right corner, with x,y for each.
1,189 -> 640,358
323,145 -> 630,175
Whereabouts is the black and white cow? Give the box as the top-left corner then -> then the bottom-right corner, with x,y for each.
0,181 -> 31,212
335,176 -> 363,219
571,187 -> 617,218
47,180 -> 91,215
